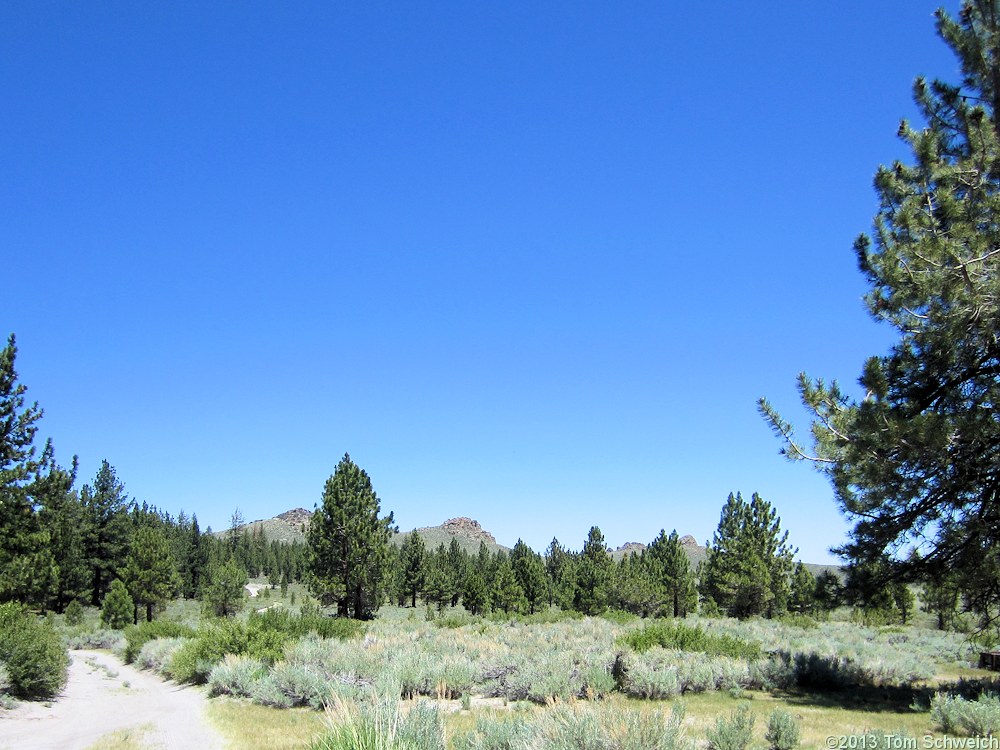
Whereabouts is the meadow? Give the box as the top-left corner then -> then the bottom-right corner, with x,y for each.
47,582 -> 1000,750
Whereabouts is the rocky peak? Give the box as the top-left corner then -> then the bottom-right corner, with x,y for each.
276,508 -> 313,526
440,517 -> 497,544
679,534 -> 699,547
616,542 -> 646,554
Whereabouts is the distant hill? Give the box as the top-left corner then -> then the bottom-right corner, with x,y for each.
395,517 -> 509,555
216,508 -> 313,544
219,510 -> 508,555
612,535 -> 842,579
222,509 -> 841,576
610,534 -> 707,566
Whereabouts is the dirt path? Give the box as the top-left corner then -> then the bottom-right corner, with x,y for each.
0,649 -> 227,750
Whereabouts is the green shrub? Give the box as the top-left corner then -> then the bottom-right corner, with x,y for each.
64,628 -> 126,652
248,608 -> 365,641
267,661 -> 333,708
777,613 -> 817,630
167,639 -> 217,684
620,652 -> 681,699
207,654 -> 267,698
136,637 -> 187,674
620,622 -> 762,661
64,600 -> 84,627
251,676 -> 294,708
706,703 -> 755,750
602,609 -> 640,625
309,695 -> 446,750
434,612 -> 480,629
0,602 -> 69,699
485,608 -> 583,625
167,619 -> 286,684
122,620 -> 196,663
534,703 -> 691,750
765,709 -> 800,750
931,692 -> 1000,736
535,703 -> 606,750
606,704 -> 691,750
454,716 -> 532,750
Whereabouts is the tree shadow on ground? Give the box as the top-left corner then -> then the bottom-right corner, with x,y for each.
773,675 -> 1000,715
772,685 -> 922,714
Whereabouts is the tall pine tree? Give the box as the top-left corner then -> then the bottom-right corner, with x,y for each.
759,1 -> 1000,630
399,531 -> 426,607
574,526 -> 612,615
123,525 -> 180,622
306,454 -> 395,619
0,335 -> 59,607
36,455 -> 89,612
646,529 -> 697,617
82,461 -> 132,606
701,493 -> 795,619
510,539 -> 547,614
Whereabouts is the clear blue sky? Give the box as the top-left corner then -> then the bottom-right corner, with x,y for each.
2,2 -> 959,564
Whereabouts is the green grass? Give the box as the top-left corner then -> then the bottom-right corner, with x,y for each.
619,620 -> 763,661
83,723 -> 155,750
207,697 -> 328,750
207,689 -> 961,750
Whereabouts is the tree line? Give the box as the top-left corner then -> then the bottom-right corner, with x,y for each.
0,333 -> 308,623
306,455 -> 854,623
0,333 -> 965,629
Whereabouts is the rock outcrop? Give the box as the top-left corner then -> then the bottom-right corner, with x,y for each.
276,508 -> 313,527
616,542 -> 647,554
438,517 -> 497,545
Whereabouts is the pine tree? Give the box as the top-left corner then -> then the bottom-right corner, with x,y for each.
788,562 -> 816,615
610,552 -> 660,617
844,555 -> 898,623
759,2 -> 1000,629
701,493 -> 796,619
490,556 -> 527,614
922,562 -> 961,630
185,515 -> 207,598
203,556 -> 247,618
574,526 -> 612,615
399,531 -> 426,607
893,582 -> 917,625
445,537 -> 468,607
36,455 -> 89,612
0,335 -> 59,607
423,545 -> 453,611
813,570 -> 843,614
646,529 -> 697,617
462,569 -> 487,615
101,579 -> 134,629
123,525 -> 180,622
82,461 -> 132,606
306,454 -> 395,619
544,537 -> 567,608
510,540 -> 547,614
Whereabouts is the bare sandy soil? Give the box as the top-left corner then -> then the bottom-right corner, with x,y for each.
0,649 -> 226,750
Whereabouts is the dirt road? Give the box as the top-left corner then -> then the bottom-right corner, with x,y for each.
0,649 -> 226,750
